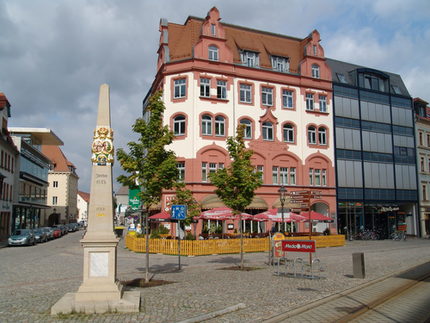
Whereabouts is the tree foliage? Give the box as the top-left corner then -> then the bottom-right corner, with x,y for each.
170,182 -> 201,225
209,125 -> 262,214
116,90 -> 178,209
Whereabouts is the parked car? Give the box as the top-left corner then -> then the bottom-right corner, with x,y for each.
34,228 -> 48,243
8,229 -> 36,246
51,227 -> 62,238
67,223 -> 79,232
41,227 -> 54,240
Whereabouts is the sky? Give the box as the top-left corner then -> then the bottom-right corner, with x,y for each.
1,0 -> 430,193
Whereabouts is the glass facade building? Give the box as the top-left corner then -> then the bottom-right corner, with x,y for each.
327,59 -> 419,238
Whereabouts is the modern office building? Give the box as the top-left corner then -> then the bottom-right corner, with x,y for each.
326,59 -> 419,238
144,7 -> 336,234
9,128 -> 62,230
0,93 -> 19,242
414,97 -> 430,237
42,145 -> 79,224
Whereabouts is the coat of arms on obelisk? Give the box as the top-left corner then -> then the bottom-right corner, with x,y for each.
91,126 -> 114,165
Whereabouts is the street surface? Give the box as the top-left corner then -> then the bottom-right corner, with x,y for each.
1,232 -> 430,322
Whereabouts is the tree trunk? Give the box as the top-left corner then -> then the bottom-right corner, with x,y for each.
145,207 -> 150,283
239,214 -> 244,269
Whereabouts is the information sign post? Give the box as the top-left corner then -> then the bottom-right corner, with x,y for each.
171,205 -> 187,270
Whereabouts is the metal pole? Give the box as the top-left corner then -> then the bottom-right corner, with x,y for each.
178,220 -> 181,271
308,191 -> 312,270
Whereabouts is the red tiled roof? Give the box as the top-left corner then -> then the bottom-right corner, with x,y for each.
0,92 -> 11,110
78,191 -> 90,203
41,145 -> 76,172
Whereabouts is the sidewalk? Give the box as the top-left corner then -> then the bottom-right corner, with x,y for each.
263,260 -> 430,322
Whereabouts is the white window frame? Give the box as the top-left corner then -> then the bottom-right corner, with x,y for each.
262,122 -> 274,141
312,64 -> 320,78
309,168 -> 314,185
52,196 -> 58,205
211,24 -> 216,36
319,95 -> 327,112
308,126 -> 316,144
200,78 -> 210,97
217,80 -> 227,99
202,162 -> 208,182
272,166 -> 278,184
173,115 -> 186,136
239,84 -> 252,103
208,46 -> 219,61
322,169 -> 327,186
53,181 -> 58,188
315,169 -> 321,186
177,162 -> 185,181
290,168 -> 296,185
215,116 -> 225,136
241,50 -> 259,67
282,90 -> 293,108
240,119 -> 252,139
257,165 -> 264,182
262,87 -> 273,106
202,115 -> 212,135
318,127 -> 327,145
280,167 -> 288,185
174,78 -> 186,98
283,124 -> 294,143
306,93 -> 314,111
271,56 -> 289,73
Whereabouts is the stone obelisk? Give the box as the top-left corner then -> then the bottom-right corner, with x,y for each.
51,84 -> 140,315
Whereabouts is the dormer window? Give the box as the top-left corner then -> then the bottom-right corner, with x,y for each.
311,64 -> 320,78
208,46 -> 219,61
359,73 -> 387,92
240,50 -> 259,67
271,56 -> 289,73
391,85 -> 402,95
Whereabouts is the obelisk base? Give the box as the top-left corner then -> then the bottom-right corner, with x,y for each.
51,291 -> 141,315
51,238 -> 140,315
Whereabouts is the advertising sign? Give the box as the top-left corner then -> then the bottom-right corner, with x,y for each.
128,188 -> 141,210
272,233 -> 285,258
282,240 -> 316,253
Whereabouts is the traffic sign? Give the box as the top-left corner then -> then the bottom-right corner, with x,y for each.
171,205 -> 187,220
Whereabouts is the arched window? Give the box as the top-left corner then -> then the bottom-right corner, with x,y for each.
173,115 -> 186,136
308,126 -> 316,144
240,119 -> 252,139
318,127 -> 327,145
312,64 -> 320,78
262,122 -> 273,141
283,124 -> 294,143
202,115 -> 212,135
208,46 -> 219,61
215,116 -> 225,136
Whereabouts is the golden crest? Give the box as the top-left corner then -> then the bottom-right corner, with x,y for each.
91,126 -> 114,165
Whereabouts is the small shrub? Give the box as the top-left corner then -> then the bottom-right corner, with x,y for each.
184,232 -> 196,240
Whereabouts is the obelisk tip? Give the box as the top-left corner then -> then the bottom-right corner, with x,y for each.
97,84 -> 111,127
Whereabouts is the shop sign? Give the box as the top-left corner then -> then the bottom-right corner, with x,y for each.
282,240 -> 316,253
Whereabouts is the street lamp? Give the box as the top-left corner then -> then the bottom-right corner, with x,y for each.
278,185 -> 287,233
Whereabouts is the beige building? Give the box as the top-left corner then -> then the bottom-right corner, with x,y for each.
42,145 -> 79,224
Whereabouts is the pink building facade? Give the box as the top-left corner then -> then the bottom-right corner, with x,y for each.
144,7 -> 336,234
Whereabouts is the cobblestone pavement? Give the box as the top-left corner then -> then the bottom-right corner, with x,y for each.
1,232 -> 430,322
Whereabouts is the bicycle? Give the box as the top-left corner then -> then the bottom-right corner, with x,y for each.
391,231 -> 406,241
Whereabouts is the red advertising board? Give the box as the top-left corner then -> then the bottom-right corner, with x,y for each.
282,240 -> 316,253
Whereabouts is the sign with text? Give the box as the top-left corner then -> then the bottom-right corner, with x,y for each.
282,240 -> 316,253
128,188 -> 141,210
171,205 -> 187,220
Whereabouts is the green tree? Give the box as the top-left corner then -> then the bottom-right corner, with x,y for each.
209,125 -> 262,269
116,90 -> 178,282
170,182 -> 201,236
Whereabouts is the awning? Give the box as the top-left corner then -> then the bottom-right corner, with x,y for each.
254,208 -> 305,222
149,211 -> 171,221
272,197 -> 302,209
201,194 -> 268,210
196,207 -> 252,221
201,195 -> 224,209
247,196 -> 268,209
300,211 -> 333,222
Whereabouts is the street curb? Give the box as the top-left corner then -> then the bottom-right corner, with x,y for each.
263,259 -> 430,322
175,303 -> 246,323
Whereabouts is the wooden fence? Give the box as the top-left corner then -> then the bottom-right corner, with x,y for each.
125,234 -> 345,256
